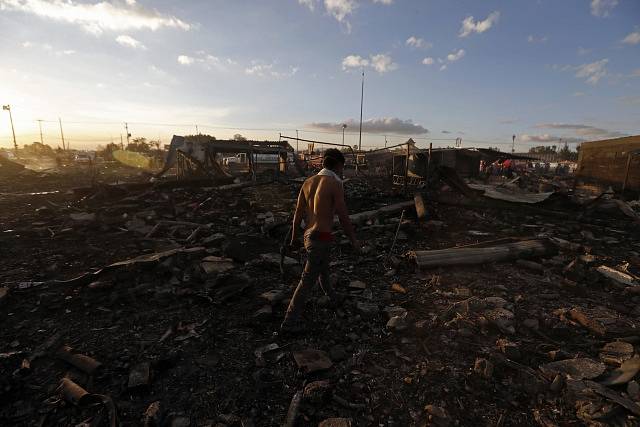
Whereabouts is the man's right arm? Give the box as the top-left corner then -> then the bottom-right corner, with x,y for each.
290,186 -> 305,245
334,183 -> 358,248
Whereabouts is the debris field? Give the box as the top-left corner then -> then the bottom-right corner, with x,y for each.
1,164 -> 640,427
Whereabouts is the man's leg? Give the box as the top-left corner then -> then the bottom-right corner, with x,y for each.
317,242 -> 338,301
282,237 -> 323,327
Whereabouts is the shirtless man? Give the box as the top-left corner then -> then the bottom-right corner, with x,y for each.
281,148 -> 359,333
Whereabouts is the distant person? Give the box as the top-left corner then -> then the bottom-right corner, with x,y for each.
281,149 -> 360,333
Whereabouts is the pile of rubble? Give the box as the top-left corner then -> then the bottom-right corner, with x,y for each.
1,168 -> 639,426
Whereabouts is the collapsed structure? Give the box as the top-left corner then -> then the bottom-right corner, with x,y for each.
577,135 -> 640,191
0,132 -> 639,426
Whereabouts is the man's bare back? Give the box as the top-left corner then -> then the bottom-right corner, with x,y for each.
292,175 -> 357,245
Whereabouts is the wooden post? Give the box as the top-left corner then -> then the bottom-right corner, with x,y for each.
622,153 -> 633,193
428,142 -> 432,180
404,142 -> 409,195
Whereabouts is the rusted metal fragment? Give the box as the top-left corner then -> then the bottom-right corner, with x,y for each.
56,345 -> 102,375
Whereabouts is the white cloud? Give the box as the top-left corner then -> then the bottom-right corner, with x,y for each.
244,63 -> 298,78
0,0 -> 191,35
573,91 -> 586,97
622,31 -> 640,45
342,53 -> 397,74
447,48 -> 465,62
372,0 -> 393,4
459,11 -> 500,37
527,34 -> 548,43
422,57 -> 434,65
342,54 -> 369,69
115,34 -> 146,49
590,0 -> 618,17
298,0 -> 315,11
21,41 -> 33,48
177,55 -> 194,65
324,0 -> 356,23
575,59 -> 608,85
406,36 -> 431,49
370,54 -> 397,73
521,134 -> 584,143
577,47 -> 591,55
439,64 -> 447,71
535,123 -> 626,139
309,117 -> 428,135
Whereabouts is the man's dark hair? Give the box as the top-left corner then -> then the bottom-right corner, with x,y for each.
322,148 -> 345,170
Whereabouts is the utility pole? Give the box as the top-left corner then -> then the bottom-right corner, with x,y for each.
59,117 -> 66,151
342,124 -> 347,146
124,122 -> 131,145
195,124 -> 199,135
295,129 -> 299,154
384,135 -> 388,148
512,134 -> 516,154
2,105 -> 18,154
358,69 -> 364,152
36,119 -> 44,144
120,134 -> 124,149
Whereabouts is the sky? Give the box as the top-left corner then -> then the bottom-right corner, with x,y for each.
0,0 -> 639,151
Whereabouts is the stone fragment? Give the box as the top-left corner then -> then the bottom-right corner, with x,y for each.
599,341 -> 634,365
329,345 -> 347,362
128,362 -> 152,390
599,357 -> 640,386
540,358 -> 605,380
200,256 -> 234,275
349,280 -> 367,290
318,418 -> 352,427
496,338 -> 521,360
356,302 -> 379,316
293,349 -> 333,374
303,380 -> 332,404
143,401 -> 162,427
485,308 -> 515,334
474,358 -> 493,379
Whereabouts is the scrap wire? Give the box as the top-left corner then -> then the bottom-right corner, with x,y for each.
385,209 -> 406,266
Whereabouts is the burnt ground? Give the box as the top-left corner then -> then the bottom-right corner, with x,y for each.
1,164 -> 640,427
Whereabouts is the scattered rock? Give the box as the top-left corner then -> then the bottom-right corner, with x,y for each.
391,283 -> 407,294
293,349 -> 333,374
128,362 -> 152,391
318,418 -> 352,427
143,401 -> 162,427
70,212 -> 96,222
424,405 -> 450,427
540,358 -> 606,380
260,252 -> 298,266
303,380 -> 332,404
599,357 -> 640,386
329,345 -> 347,362
383,305 -> 407,320
356,302 -> 379,316
386,314 -> 409,332
200,256 -> 235,275
599,341 -> 634,365
484,308 -> 515,334
260,289 -> 286,304
496,338 -> 521,360
0,287 -> 9,305
474,358 -> 493,379
349,280 -> 367,290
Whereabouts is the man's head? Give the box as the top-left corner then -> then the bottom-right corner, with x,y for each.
322,148 -> 346,174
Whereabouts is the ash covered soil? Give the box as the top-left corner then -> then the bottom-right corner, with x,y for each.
1,165 -> 640,427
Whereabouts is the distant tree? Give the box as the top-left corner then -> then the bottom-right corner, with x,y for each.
233,133 -> 247,141
127,137 -> 151,153
184,134 -> 216,143
529,145 -> 558,154
98,143 -> 120,161
558,142 -> 572,160
487,146 -> 500,152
